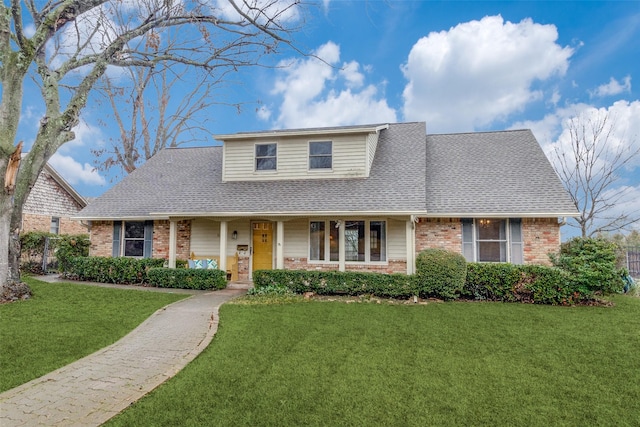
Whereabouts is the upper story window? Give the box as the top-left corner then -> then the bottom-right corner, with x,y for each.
255,143 -> 277,171
309,141 -> 332,170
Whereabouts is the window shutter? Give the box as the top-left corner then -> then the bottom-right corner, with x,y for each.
143,220 -> 154,258
461,218 -> 474,262
509,218 -> 523,264
112,222 -> 121,257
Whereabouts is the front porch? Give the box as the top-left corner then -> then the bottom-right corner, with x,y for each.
164,216 -> 418,280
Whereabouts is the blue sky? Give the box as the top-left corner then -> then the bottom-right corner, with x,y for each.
15,1 -> 640,233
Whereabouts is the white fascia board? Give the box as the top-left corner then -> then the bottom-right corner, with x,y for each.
421,212 -> 580,218
71,215 -> 167,221
150,210 -> 427,218
214,124 -> 389,141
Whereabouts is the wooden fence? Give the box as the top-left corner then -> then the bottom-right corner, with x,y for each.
625,246 -> 640,278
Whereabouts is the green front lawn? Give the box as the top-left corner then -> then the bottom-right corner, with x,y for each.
108,296 -> 640,426
0,278 -> 188,392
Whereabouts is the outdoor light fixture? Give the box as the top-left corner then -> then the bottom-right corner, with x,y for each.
232,230 -> 238,240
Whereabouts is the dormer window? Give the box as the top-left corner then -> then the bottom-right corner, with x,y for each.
309,141 -> 332,170
255,143 -> 277,171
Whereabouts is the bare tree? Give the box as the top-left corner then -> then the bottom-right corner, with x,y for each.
91,33 -> 234,176
552,111 -> 640,237
0,0 -> 308,295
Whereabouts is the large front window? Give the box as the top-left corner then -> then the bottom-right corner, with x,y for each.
462,218 -> 522,263
310,220 -> 386,262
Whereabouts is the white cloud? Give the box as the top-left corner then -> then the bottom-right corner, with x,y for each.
267,42 -> 397,128
48,153 -> 106,186
49,120 -> 107,186
213,0 -> 301,24
339,61 -> 365,89
401,15 -> 573,133
539,100 -> 640,168
590,76 -> 632,98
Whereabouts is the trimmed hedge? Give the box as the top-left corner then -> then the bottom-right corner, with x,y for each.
463,263 -> 585,305
64,256 -> 164,284
253,270 -> 417,299
415,249 -> 467,299
147,268 -> 227,290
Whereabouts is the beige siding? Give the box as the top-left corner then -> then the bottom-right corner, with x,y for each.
282,219 -> 309,257
223,134 -> 369,181
190,219 -> 218,255
366,132 -> 379,176
387,219 -> 407,259
191,219 -> 253,256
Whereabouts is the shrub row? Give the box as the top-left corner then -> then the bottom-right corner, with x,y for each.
64,256 -> 164,284
147,268 -> 227,290
463,263 -> 584,304
253,270 -> 417,299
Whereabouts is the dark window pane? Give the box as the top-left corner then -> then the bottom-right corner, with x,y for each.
256,157 -> 276,170
125,222 -> 145,238
477,219 -> 505,240
256,144 -> 276,157
478,242 -> 506,262
330,221 -> 339,261
310,141 -> 332,155
370,221 -> 386,261
124,240 -> 144,257
310,156 -> 332,169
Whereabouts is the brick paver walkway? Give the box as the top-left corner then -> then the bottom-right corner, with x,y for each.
0,285 -> 246,426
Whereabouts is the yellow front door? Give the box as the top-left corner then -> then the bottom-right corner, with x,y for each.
252,222 -> 273,271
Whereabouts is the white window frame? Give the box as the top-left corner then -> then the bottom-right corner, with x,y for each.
308,219 -> 387,264
122,221 -> 146,258
308,140 -> 333,170
461,218 -> 523,264
255,142 -> 277,172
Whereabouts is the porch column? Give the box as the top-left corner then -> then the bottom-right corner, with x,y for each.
406,218 -> 415,274
168,219 -> 177,269
338,220 -> 346,272
219,221 -> 228,272
276,221 -> 284,269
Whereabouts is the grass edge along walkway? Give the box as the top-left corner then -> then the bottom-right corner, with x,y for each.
0,277 -> 189,392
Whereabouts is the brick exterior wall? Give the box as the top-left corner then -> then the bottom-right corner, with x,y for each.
88,217 -> 561,276
89,221 -> 113,257
151,220 -> 191,260
415,217 -> 560,265
415,218 -> 462,253
21,213 -> 88,235
522,218 -> 560,265
21,168 -> 88,234
90,220 -> 192,259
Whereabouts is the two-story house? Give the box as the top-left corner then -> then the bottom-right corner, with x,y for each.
73,122 -> 578,280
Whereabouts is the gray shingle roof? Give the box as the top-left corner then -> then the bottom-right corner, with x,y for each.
75,122 -> 428,219
75,123 -> 577,220
424,130 -> 577,215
